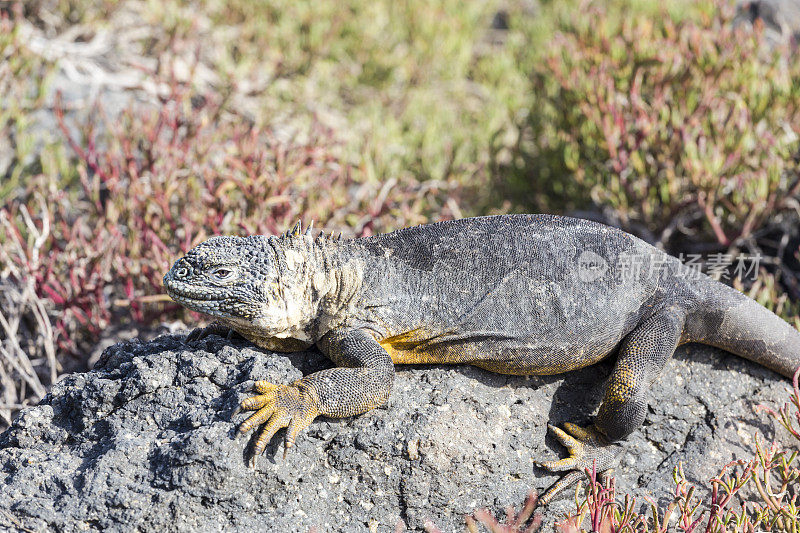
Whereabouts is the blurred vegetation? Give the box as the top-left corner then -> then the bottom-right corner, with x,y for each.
512,1 -> 800,248
0,0 -> 799,424
190,0 -> 534,192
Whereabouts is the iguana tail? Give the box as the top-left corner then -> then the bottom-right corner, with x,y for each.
689,278 -> 800,378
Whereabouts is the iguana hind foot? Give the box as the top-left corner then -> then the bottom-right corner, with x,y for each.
537,423 -> 621,504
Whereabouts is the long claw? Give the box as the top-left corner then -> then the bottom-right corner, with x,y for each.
284,416 -> 313,457
253,414 -> 290,456
284,422 -> 299,458
548,424 -> 578,450
537,456 -> 578,472
239,406 -> 275,434
540,471 -> 584,506
536,423 -> 621,504
186,328 -> 204,342
186,323 -> 234,343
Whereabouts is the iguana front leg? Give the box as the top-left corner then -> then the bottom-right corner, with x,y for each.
238,328 -> 395,462
539,307 -> 686,504
186,322 -> 240,342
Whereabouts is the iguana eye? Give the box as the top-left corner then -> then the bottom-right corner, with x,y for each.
212,267 -> 235,281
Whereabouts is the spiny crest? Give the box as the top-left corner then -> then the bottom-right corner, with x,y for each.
314,230 -> 343,242
283,220 -> 301,238
279,220 -> 345,243
281,220 -> 316,240
281,220 -> 302,239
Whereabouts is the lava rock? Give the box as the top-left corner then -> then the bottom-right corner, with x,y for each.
0,333 -> 791,531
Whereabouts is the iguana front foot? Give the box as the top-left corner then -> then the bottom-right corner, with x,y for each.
186,322 -> 241,342
237,380 -> 320,466
537,423 -> 621,505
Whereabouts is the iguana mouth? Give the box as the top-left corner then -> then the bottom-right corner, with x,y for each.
164,280 -> 226,303
163,287 -> 230,318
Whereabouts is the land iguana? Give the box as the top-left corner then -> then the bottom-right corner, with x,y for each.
163,214 -> 800,503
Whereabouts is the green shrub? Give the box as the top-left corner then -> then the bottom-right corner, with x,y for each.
514,1 -> 800,246
175,0 -> 533,202
0,6 -> 55,201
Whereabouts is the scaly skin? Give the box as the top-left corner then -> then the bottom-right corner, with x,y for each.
163,214 -> 800,503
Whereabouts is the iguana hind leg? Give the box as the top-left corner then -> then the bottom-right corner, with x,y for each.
539,306 -> 686,504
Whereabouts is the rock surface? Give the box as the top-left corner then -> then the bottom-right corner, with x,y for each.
0,332 -> 791,532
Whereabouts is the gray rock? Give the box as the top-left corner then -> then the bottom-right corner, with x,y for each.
0,333 -> 792,531
735,0 -> 800,46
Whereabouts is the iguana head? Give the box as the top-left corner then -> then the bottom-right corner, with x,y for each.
163,235 -> 316,343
